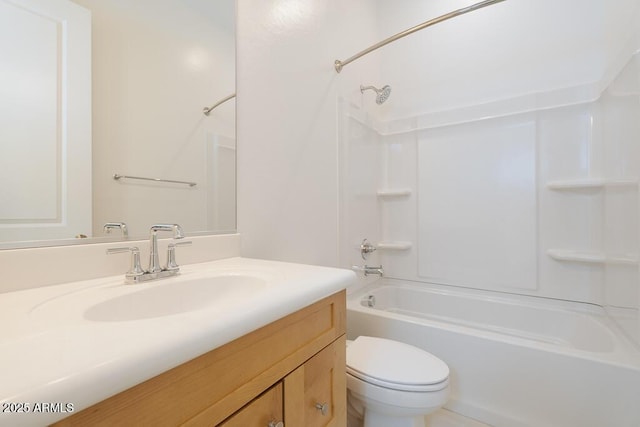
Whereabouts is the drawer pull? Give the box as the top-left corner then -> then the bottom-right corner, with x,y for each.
268,421 -> 284,427
315,402 -> 329,416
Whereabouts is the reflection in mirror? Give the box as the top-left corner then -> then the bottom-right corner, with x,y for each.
0,0 -> 236,249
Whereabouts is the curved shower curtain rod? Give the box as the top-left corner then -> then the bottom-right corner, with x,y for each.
203,93 -> 236,116
334,0 -> 507,73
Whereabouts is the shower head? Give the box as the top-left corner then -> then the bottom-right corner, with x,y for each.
360,84 -> 391,105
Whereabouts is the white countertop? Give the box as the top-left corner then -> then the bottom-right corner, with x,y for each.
0,257 -> 354,426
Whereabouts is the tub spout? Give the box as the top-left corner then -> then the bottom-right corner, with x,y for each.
352,265 -> 384,277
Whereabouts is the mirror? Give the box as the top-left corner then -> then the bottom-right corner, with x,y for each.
0,0 -> 236,249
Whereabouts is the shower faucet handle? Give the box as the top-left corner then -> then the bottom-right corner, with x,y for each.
360,238 -> 376,260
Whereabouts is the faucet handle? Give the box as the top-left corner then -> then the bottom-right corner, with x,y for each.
107,246 -> 145,278
360,238 -> 376,260
166,241 -> 192,272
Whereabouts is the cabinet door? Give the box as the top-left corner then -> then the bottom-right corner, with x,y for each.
284,337 -> 346,427
219,382 -> 283,427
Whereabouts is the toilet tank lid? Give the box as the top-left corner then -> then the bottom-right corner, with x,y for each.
347,336 -> 449,386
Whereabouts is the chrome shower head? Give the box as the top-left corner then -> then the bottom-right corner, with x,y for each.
360,84 -> 391,105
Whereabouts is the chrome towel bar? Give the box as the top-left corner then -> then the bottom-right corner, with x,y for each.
113,174 -> 196,187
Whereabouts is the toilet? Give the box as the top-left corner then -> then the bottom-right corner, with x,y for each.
346,336 -> 450,427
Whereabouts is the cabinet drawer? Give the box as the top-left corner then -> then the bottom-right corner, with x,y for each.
219,382 -> 283,427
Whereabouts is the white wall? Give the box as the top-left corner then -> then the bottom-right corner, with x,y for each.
376,0 -> 640,118
236,0 -> 379,266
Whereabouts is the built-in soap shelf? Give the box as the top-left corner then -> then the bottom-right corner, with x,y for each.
377,189 -> 412,198
547,249 -> 638,265
547,178 -> 638,190
377,241 -> 412,251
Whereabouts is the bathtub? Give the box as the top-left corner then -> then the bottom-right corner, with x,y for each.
347,279 -> 640,427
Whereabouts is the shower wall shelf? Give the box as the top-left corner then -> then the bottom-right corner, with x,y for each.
547,249 -> 638,265
377,189 -> 412,198
377,241 -> 412,251
547,178 -> 638,190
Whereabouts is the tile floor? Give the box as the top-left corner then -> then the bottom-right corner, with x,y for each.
427,409 -> 491,427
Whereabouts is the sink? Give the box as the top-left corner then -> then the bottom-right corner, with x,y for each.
30,271 -> 271,323
84,274 -> 267,321
3,256 -> 353,427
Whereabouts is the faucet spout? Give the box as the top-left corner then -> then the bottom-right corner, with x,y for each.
103,222 -> 129,237
150,223 -> 184,238
352,264 -> 384,277
148,224 -> 184,273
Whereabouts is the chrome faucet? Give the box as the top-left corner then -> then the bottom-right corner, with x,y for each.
354,239 -> 383,276
107,223 -> 191,284
352,264 -> 384,277
103,222 -> 128,237
148,224 -> 185,273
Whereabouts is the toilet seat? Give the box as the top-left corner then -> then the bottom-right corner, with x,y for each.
346,336 -> 449,392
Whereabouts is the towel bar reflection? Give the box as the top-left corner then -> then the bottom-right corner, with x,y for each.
113,174 -> 197,187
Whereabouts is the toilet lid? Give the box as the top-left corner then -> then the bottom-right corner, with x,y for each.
346,336 -> 449,391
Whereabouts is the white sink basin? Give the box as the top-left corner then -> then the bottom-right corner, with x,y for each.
30,270 -> 272,323
85,274 -> 267,321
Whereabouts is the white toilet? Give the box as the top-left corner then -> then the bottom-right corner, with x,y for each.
346,336 -> 450,427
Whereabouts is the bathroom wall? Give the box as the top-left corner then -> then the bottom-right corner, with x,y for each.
236,0 -> 379,266
74,0 -> 236,237
375,0 -> 640,118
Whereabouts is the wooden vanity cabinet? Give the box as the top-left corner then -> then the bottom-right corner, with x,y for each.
220,336 -> 345,427
53,291 -> 346,427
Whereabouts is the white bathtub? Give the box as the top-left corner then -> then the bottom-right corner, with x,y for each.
347,279 -> 640,427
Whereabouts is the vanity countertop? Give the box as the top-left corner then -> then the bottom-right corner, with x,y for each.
0,257 -> 354,426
